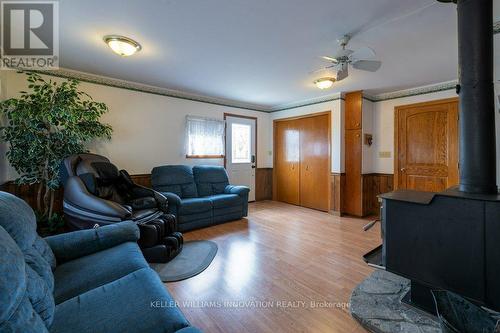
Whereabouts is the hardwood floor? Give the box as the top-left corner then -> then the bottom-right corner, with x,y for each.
166,201 -> 380,333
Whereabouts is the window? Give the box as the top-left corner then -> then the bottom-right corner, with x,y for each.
185,116 -> 225,158
231,123 -> 251,163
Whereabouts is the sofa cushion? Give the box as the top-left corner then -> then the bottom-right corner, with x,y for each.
177,218 -> 213,233
213,205 -> 244,216
0,225 -> 27,325
152,165 -> 198,199
0,192 -> 55,329
178,210 -> 212,223
50,268 -> 190,333
0,224 -> 51,332
213,212 -> 244,225
25,264 -> 55,326
0,295 -> 50,333
193,165 -> 230,197
206,194 -> 242,208
179,197 -> 212,215
53,242 -> 148,304
24,247 -> 55,292
0,192 -> 38,251
34,236 -> 57,271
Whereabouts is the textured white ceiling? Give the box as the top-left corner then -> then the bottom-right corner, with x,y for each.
58,0 -> 497,109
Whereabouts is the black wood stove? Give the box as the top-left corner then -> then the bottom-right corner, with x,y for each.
367,0 -> 500,314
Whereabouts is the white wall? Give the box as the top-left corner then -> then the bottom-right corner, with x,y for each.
0,71 -> 272,182
2,68 -> 499,186
371,89 -> 459,174
270,98 -> 344,173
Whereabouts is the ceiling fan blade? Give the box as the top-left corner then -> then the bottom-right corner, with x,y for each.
336,64 -> 349,81
349,46 -> 376,61
352,60 -> 382,72
309,65 -> 336,74
321,56 -> 339,63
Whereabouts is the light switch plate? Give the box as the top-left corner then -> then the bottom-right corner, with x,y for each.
379,151 -> 391,158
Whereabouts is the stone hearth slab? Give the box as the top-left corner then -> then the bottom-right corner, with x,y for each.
350,270 -> 440,333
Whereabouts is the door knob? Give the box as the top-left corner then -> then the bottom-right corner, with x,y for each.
400,168 -> 406,172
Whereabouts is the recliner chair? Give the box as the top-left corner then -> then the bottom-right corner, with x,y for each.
60,153 -> 183,263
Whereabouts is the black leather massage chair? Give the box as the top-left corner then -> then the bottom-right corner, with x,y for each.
59,153 -> 183,263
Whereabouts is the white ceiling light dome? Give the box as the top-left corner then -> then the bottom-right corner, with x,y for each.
314,77 -> 336,89
104,35 -> 142,56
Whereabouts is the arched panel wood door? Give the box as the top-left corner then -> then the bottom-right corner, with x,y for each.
395,98 -> 459,192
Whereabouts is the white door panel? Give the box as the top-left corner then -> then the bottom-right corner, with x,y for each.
225,116 -> 256,202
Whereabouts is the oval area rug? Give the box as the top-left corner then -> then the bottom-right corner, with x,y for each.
150,240 -> 218,282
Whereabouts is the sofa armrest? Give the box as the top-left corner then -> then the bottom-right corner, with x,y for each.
225,185 -> 250,217
160,192 -> 182,207
224,185 -> 250,197
45,221 -> 140,263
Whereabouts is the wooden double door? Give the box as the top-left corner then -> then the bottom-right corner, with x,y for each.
395,98 -> 459,192
273,113 -> 330,211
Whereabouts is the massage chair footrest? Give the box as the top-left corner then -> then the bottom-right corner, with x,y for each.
141,236 -> 183,263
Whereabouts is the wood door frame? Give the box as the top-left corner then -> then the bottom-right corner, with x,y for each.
272,111 -> 332,210
393,97 -> 459,190
223,113 -> 258,197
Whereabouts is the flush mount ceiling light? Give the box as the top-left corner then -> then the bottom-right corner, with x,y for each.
314,77 -> 336,90
103,35 -> 141,56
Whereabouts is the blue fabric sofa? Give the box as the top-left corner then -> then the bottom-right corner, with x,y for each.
151,165 -> 250,232
0,191 -> 201,333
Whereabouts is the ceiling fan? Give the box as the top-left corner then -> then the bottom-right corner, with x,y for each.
312,35 -> 382,82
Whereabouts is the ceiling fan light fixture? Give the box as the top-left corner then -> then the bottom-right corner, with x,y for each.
104,35 -> 141,56
314,77 -> 335,89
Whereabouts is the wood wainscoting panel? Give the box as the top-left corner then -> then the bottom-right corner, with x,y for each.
256,168 -> 273,201
330,173 -> 345,214
0,182 -> 64,214
1,171 -> 274,213
130,174 -> 152,188
0,173 -> 153,214
362,173 -> 394,216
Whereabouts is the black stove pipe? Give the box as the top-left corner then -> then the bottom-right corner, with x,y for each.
440,0 -> 497,194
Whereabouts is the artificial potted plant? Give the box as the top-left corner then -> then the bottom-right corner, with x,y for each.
0,72 -> 112,234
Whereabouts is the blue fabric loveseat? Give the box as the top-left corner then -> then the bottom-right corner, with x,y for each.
151,165 -> 250,232
0,191 -> 201,333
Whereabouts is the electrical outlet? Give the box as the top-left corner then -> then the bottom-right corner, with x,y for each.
379,151 -> 391,158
